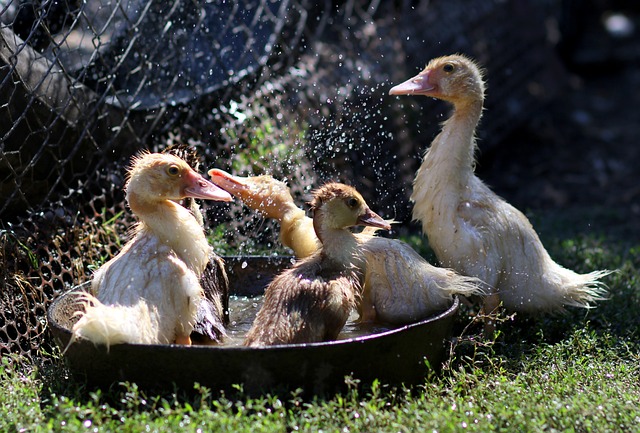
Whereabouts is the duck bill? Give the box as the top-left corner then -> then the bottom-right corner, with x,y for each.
358,209 -> 392,231
184,171 -> 233,202
389,71 -> 434,96
207,168 -> 250,196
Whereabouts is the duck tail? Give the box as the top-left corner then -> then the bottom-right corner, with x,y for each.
562,269 -> 613,308
441,271 -> 488,298
71,293 -> 156,349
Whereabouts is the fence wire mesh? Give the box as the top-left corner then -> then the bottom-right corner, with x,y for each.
0,0 -> 563,360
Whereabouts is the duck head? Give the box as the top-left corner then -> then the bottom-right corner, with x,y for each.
208,168 -> 295,220
389,54 -> 485,105
126,152 -> 232,213
310,183 -> 391,237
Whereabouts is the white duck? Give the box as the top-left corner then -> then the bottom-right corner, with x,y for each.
389,54 -> 610,320
208,169 -> 483,324
72,152 -> 233,347
356,233 -> 483,324
162,143 -> 229,344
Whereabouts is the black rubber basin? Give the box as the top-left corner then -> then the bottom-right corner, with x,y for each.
48,256 -> 458,395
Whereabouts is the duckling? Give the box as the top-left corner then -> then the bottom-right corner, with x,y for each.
163,143 -> 229,344
243,182 -> 391,346
207,168 -> 319,257
72,152 -> 233,347
209,169 -> 483,324
389,54 -> 611,321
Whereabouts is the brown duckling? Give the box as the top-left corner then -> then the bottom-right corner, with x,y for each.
243,182 -> 391,346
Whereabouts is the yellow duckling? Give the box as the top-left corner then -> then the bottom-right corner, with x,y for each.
162,143 -> 229,344
389,54 -> 611,321
72,152 -> 232,347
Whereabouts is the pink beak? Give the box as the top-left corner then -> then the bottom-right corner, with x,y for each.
357,208 -> 392,231
207,168 -> 247,195
184,170 -> 233,202
389,71 -> 434,95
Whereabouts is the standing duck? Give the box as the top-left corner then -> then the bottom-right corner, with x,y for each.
72,152 -> 233,346
389,54 -> 610,320
209,169 -> 483,325
243,183 -> 391,346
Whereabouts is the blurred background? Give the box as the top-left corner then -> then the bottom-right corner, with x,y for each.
0,0 -> 638,359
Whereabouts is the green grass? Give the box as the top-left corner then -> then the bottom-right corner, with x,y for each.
2,210 -> 639,432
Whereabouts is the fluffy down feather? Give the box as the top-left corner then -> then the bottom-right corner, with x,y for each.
359,236 -> 484,323
389,54 -> 612,317
72,152 -> 231,346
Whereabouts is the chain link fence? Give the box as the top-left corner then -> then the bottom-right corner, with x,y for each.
0,0 -> 564,360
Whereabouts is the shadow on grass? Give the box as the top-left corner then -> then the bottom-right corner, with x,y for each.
445,230 -> 639,380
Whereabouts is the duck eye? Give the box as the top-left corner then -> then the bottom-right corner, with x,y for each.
346,197 -> 359,208
443,63 -> 454,73
167,165 -> 180,176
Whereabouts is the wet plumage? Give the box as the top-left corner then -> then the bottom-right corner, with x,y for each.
72,152 -> 232,347
209,170 -> 483,325
243,182 -> 390,346
163,143 -> 229,344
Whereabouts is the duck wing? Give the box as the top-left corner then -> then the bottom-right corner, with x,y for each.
87,234 -> 202,344
360,236 -> 483,323
191,250 -> 229,344
245,259 -> 357,346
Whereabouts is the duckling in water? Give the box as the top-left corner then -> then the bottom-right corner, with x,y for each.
209,170 -> 483,326
389,54 -> 611,324
357,233 -> 483,324
243,182 -> 391,346
163,143 -> 229,344
72,152 -> 233,347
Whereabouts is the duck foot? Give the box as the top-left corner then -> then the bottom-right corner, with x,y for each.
175,335 -> 192,345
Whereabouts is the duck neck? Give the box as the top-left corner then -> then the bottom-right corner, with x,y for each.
129,192 -> 209,275
427,99 -> 483,181
280,206 -> 320,258
314,218 -> 359,266
278,203 -> 306,225
320,228 -> 359,266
